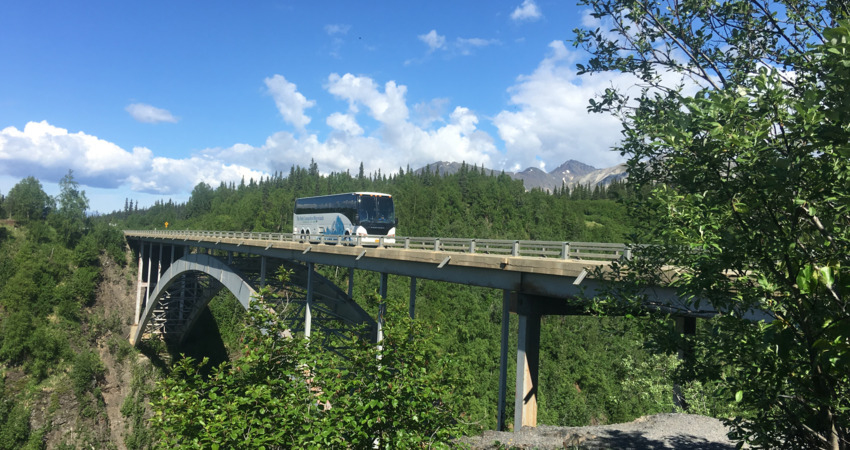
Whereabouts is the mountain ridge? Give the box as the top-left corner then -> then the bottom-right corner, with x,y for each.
415,160 -> 627,192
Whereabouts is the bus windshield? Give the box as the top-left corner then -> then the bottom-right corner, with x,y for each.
358,195 -> 395,224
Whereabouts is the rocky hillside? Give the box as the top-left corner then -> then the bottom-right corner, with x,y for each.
416,160 -> 628,192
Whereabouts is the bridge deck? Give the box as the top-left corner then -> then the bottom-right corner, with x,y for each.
124,230 -> 726,317
124,230 -> 625,302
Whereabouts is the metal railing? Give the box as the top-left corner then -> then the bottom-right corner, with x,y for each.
124,229 -> 631,261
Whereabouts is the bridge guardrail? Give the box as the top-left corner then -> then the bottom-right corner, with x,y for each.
124,230 -> 631,261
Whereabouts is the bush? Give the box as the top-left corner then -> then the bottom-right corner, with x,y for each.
151,291 -> 467,448
70,350 -> 105,399
25,324 -> 68,381
0,380 -> 31,450
0,311 -> 33,365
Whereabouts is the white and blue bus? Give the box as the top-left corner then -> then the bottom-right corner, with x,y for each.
293,192 -> 396,244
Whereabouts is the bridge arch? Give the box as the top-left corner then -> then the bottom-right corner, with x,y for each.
133,253 -> 377,346
133,253 -> 257,345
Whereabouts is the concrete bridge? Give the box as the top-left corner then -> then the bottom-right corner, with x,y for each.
124,229 -> 725,432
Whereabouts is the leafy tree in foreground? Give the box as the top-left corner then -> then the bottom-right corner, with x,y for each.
151,274 -> 465,448
5,176 -> 52,222
52,170 -> 90,247
575,1 -> 850,448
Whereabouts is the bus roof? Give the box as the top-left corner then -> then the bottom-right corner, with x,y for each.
295,192 -> 392,201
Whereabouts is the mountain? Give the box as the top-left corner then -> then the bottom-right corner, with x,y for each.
513,167 -> 551,190
550,160 -> 598,180
414,160 -> 627,192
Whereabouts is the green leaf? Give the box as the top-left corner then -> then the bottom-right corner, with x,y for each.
797,264 -> 814,294
818,266 -> 835,288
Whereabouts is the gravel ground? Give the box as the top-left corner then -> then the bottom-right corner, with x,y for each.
456,413 -> 739,449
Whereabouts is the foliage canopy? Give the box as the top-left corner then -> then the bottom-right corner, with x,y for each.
575,0 -> 850,447
151,276 -> 466,448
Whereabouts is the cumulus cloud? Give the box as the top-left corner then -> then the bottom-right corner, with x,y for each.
0,121 -> 265,195
413,98 -> 450,128
124,156 -> 265,194
418,30 -> 446,52
264,75 -> 316,131
126,103 -> 178,123
327,112 -> 364,136
511,0 -> 542,22
494,40 -> 637,169
201,72 -> 498,178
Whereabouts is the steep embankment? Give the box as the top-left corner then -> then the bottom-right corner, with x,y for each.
92,254 -> 140,449
30,251 -> 155,449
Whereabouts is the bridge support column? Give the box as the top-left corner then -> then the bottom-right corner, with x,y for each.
514,295 -> 541,431
178,272 -> 185,323
497,289 -> 511,431
145,242 -> 154,309
260,256 -> 267,288
158,243 -> 164,281
134,243 -> 146,325
348,267 -> 354,297
409,277 -> 417,319
305,262 -> 314,338
377,273 -> 388,343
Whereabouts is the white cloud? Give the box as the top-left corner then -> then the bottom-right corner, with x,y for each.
413,98 -> 450,128
124,156 -> 265,195
0,121 -> 266,196
126,103 -> 178,124
511,0 -> 542,22
326,73 -> 409,125
327,112 -> 364,136
202,72 -> 498,178
264,75 -> 316,131
494,40 -> 637,169
418,30 -> 446,52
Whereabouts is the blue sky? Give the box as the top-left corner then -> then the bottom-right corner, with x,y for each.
0,0 -> 635,213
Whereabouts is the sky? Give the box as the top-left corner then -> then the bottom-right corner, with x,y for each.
0,0 -> 639,213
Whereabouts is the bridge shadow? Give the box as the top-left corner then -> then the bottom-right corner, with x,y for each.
137,307 -> 231,377
168,307 -> 231,376
583,430 -> 736,449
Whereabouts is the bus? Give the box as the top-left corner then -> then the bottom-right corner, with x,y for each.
293,192 -> 396,244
